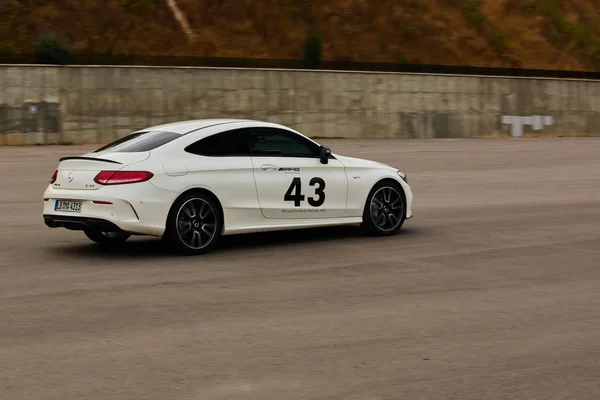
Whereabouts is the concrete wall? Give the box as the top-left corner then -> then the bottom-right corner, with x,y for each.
1,65 -> 600,145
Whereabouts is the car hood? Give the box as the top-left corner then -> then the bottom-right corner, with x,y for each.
333,154 -> 396,170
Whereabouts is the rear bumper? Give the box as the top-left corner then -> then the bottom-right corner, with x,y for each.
44,215 -> 124,232
42,182 -> 175,236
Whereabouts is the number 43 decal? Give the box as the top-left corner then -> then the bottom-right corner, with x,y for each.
284,177 -> 326,207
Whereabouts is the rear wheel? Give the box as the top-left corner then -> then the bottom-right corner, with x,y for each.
162,191 -> 222,255
84,229 -> 130,246
361,180 -> 406,236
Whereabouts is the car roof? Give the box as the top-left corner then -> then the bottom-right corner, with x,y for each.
136,118 -> 320,147
141,119 -> 261,135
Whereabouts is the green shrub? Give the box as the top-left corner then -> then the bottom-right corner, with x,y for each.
539,1 -> 590,47
34,33 -> 73,65
491,31 -> 508,54
566,24 -> 588,47
543,0 -> 573,39
544,0 -> 564,25
518,0 -> 537,15
303,31 -> 322,68
396,52 -> 408,64
280,0 -> 301,14
119,0 -> 155,12
0,42 -> 15,62
587,39 -> 600,67
460,0 -> 487,28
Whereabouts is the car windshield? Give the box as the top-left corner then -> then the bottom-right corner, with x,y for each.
93,130 -> 182,153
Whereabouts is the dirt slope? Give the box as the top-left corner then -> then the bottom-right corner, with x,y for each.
2,0 -> 600,71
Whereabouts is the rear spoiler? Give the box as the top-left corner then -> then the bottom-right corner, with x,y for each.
59,156 -> 123,165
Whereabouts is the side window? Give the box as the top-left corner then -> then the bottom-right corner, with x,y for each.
184,128 -> 251,156
110,131 -> 182,152
249,128 -> 320,158
94,130 -> 182,153
93,131 -> 147,153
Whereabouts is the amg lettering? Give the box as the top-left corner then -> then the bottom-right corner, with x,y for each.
278,167 -> 300,172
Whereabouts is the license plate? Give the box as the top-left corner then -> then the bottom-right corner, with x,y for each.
54,200 -> 83,213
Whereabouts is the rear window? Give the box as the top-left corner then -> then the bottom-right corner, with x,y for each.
94,130 -> 181,153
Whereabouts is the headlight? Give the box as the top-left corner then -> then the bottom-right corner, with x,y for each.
397,170 -> 407,182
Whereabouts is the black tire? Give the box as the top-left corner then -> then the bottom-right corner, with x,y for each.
162,191 -> 222,255
84,228 -> 130,246
361,180 -> 406,236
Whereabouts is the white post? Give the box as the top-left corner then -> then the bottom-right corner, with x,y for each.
502,115 -> 554,137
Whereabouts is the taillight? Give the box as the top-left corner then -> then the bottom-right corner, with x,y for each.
50,170 -> 58,184
93,170 -> 154,185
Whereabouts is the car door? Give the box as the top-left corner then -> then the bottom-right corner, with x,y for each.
151,127 -> 262,231
249,127 -> 348,219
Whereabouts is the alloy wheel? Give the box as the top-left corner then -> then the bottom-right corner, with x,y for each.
176,198 -> 218,249
369,186 -> 404,232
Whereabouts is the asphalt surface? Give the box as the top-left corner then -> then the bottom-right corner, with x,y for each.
1,138 -> 600,400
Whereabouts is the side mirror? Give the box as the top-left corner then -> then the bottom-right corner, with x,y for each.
319,145 -> 332,164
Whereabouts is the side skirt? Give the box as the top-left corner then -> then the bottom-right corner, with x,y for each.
222,217 -> 363,235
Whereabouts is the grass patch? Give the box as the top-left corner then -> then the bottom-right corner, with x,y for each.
539,0 -> 588,46
534,0 -> 600,69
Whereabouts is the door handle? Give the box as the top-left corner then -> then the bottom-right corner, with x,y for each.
261,164 -> 278,171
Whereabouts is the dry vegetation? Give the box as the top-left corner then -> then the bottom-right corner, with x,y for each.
2,0 -> 600,70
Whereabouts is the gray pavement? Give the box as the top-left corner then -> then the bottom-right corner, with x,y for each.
1,138 -> 600,399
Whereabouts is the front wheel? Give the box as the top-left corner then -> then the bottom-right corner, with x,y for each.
361,181 -> 406,236
84,228 -> 130,246
162,192 -> 222,255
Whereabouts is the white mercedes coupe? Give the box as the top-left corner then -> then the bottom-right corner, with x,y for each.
43,119 -> 413,254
